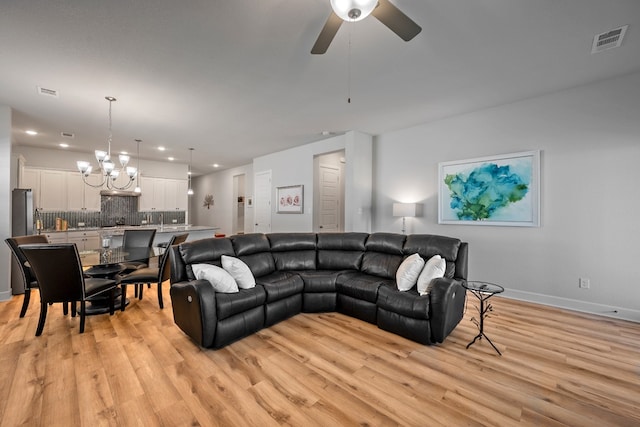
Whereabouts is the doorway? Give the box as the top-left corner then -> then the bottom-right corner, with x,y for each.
313,151 -> 345,232
232,174 -> 245,235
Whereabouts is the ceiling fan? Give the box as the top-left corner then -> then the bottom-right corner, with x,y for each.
311,0 -> 422,54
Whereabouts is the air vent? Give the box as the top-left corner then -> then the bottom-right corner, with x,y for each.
36,86 -> 59,97
60,131 -> 75,139
591,25 -> 628,54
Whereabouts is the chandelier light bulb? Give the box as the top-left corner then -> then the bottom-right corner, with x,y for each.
119,154 -> 130,168
126,166 -> 137,179
95,150 -> 108,163
77,161 -> 90,174
102,159 -> 115,174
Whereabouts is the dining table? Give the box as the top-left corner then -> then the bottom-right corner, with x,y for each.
78,246 -> 165,314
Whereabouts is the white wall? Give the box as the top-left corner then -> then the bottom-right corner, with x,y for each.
191,164 -> 253,235
253,131 -> 372,233
373,72 -> 640,321
1,107 -> 12,301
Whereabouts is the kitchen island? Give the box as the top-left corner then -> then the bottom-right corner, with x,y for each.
42,225 -> 219,250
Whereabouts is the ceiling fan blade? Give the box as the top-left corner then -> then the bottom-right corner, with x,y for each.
311,11 -> 343,54
371,0 -> 422,42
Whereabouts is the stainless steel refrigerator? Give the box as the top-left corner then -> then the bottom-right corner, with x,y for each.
11,189 -> 34,294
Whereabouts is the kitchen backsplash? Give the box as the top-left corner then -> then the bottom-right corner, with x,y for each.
37,210 -> 185,230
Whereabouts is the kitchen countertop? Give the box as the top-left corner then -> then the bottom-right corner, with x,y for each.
43,225 -> 219,235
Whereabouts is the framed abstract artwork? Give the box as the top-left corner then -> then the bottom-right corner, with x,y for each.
438,150 -> 540,227
276,185 -> 304,214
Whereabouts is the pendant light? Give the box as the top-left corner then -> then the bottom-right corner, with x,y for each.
187,148 -> 194,196
134,139 -> 142,193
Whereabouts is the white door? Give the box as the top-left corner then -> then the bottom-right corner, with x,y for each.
318,164 -> 341,232
254,170 -> 271,233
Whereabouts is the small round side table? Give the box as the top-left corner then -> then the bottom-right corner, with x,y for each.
463,281 -> 504,355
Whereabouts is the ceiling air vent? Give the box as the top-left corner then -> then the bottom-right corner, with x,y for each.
60,131 -> 75,139
591,25 -> 628,54
37,86 -> 59,98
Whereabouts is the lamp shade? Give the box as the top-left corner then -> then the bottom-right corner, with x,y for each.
393,203 -> 417,217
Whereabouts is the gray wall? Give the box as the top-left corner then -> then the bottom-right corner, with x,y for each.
0,107 -> 11,301
191,164 -> 254,235
373,71 -> 640,321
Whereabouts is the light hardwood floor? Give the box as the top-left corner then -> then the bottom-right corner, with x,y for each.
1,286 -> 639,426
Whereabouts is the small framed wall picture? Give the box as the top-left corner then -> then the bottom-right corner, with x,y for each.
276,185 -> 303,214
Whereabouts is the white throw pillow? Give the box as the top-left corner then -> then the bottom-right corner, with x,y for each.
221,255 -> 256,289
192,263 -> 239,293
396,253 -> 425,291
417,255 -> 446,296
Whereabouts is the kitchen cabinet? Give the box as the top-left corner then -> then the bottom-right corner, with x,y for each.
44,232 -> 67,244
21,168 -> 41,208
67,172 -> 102,211
67,230 -> 100,251
138,176 -> 188,211
164,179 -> 189,210
22,168 -> 67,211
139,176 -> 165,211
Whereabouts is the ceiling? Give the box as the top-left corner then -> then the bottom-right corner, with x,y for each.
2,0 -> 639,175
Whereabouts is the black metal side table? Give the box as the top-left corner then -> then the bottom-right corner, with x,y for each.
463,281 -> 504,355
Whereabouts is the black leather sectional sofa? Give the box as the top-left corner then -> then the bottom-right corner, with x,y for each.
169,232 -> 468,349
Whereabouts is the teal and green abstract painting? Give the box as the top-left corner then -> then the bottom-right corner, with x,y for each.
439,152 -> 537,225
445,163 -> 529,220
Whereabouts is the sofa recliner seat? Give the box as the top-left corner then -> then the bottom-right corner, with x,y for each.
169,232 -> 468,349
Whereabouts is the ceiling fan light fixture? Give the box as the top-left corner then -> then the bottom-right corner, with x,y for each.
330,0 -> 377,22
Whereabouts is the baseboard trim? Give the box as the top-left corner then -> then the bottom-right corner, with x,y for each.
501,288 -> 640,323
0,290 -> 13,302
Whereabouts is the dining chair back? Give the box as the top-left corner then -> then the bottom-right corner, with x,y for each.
120,228 -> 157,272
5,234 -> 49,318
118,233 -> 189,309
20,243 -> 118,336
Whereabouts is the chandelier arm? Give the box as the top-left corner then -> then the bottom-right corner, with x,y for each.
106,176 -> 135,191
81,173 -> 107,188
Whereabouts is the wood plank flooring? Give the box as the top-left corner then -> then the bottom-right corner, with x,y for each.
1,286 -> 639,426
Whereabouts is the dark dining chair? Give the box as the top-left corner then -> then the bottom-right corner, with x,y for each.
120,228 -> 157,272
5,234 -> 49,318
118,233 -> 188,309
20,243 -> 119,336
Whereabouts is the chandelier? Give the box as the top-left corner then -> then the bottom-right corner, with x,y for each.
76,96 -> 137,189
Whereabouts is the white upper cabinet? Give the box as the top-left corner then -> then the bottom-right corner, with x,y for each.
67,172 -> 102,211
139,176 -> 165,211
138,176 -> 188,211
176,180 -> 189,211
23,168 -> 67,211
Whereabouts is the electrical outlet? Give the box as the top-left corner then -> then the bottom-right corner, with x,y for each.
579,277 -> 590,289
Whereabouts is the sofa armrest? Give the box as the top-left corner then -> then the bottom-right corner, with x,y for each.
170,279 -> 217,348
429,278 -> 466,343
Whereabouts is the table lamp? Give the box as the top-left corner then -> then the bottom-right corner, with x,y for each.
393,203 -> 417,234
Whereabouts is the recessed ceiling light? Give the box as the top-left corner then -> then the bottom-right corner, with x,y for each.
213,163 -> 219,168
158,146 -> 166,151
59,143 -> 69,148
168,157 -> 174,161
25,130 -> 38,135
